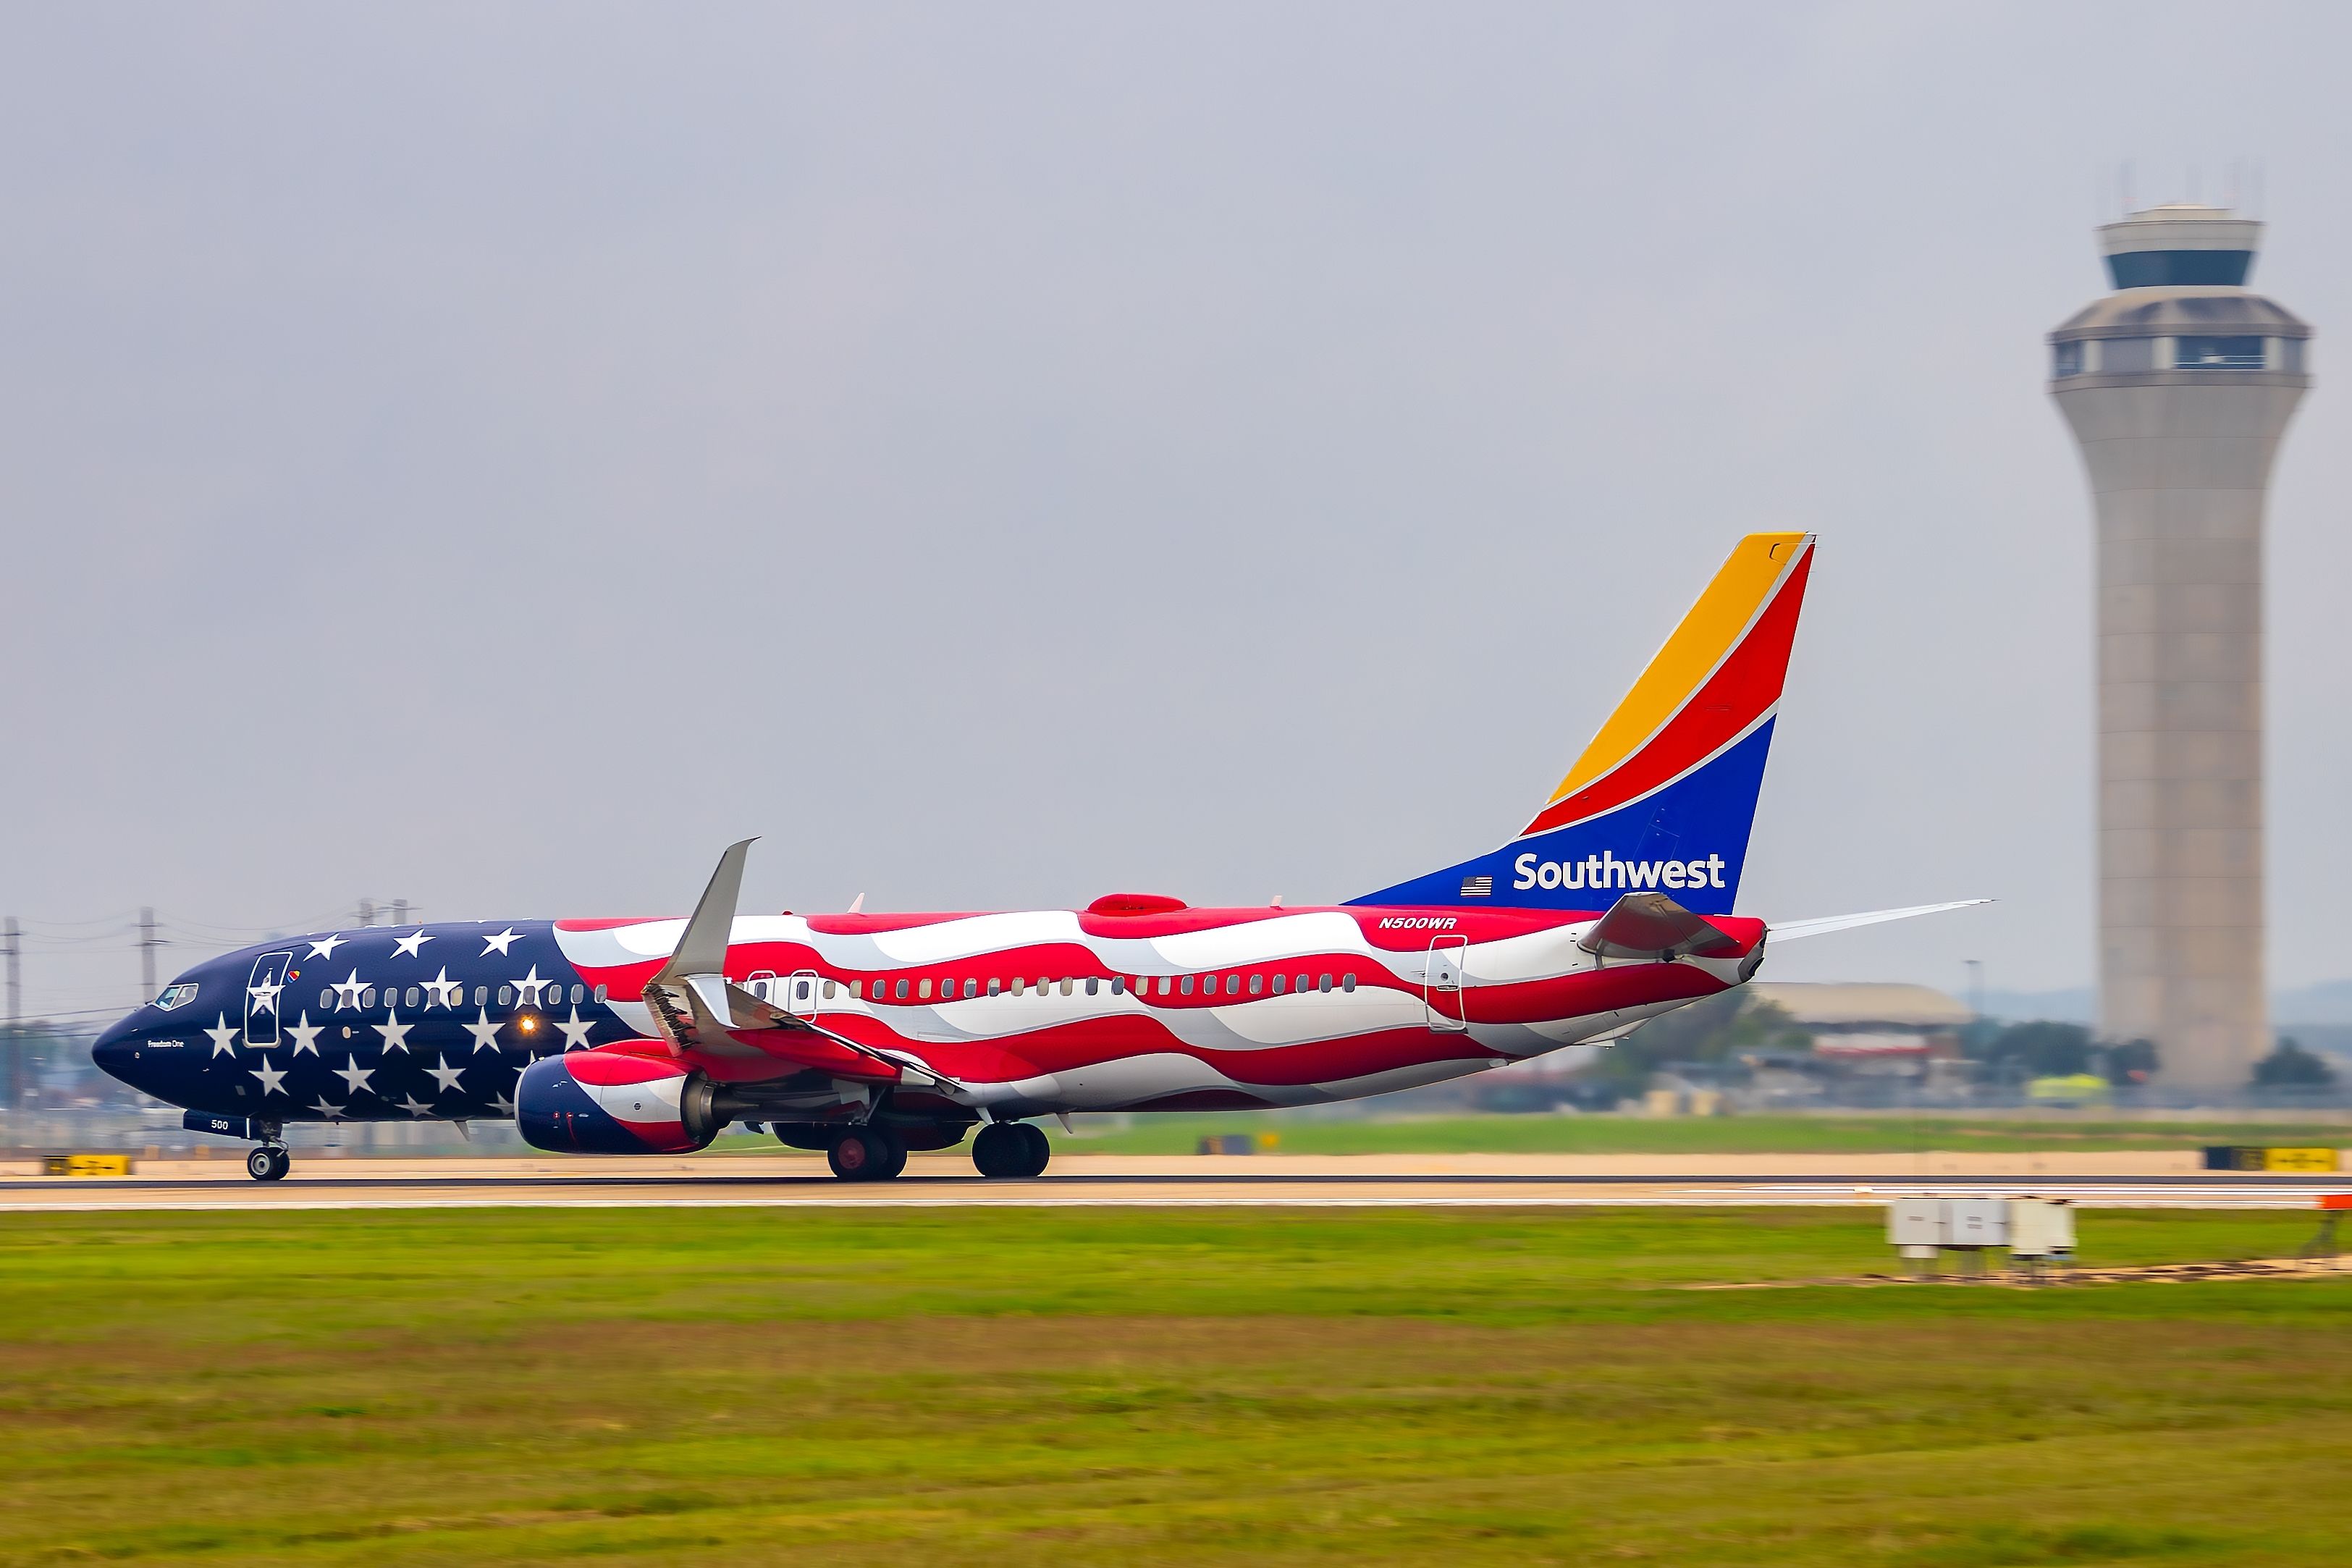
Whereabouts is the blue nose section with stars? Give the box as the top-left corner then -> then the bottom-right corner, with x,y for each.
93,920 -> 628,1126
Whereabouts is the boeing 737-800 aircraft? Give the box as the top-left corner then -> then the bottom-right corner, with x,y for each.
95,533 -> 1978,1181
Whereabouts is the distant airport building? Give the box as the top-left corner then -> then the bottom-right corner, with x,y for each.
2049,203 -> 2312,1092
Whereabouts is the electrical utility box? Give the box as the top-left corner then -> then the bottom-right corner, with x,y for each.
2008,1198 -> 2077,1259
1887,1199 -> 1943,1248
1944,1199 -> 2008,1247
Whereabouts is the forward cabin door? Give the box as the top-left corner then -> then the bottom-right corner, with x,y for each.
1424,937 -> 1469,1032
244,951 -> 293,1048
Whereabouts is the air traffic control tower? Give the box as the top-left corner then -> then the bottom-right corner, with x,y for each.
2049,204 -> 2311,1092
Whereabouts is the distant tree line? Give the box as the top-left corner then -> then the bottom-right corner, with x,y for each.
1588,999 -> 2338,1092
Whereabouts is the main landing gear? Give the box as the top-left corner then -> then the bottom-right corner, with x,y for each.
245,1144 -> 290,1182
972,1121 -> 1050,1179
827,1124 -> 909,1181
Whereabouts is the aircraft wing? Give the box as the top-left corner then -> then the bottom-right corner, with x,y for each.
1766,899 -> 1991,943
638,839 -> 962,1090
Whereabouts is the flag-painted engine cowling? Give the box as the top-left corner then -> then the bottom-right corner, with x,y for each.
515,1049 -> 741,1154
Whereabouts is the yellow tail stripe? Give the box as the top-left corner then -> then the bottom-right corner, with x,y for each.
1544,532 -> 1808,805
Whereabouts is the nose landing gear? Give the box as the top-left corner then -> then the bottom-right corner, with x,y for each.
971,1121 -> 1050,1179
245,1145 -> 290,1182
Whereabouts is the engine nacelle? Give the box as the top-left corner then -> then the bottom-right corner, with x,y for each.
516,1049 -> 723,1155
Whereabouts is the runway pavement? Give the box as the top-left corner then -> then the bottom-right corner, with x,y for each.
1,1151 -> 2345,1211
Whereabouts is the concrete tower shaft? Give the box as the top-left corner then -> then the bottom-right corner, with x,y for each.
2049,203 -> 2311,1092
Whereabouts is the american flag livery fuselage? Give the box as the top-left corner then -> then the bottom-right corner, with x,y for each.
93,534 -> 1980,1181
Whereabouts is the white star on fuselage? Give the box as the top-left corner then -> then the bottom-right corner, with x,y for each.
332,970 -> 366,1009
205,1013 -> 242,1057
305,933 -> 347,960
422,968 -> 464,1009
426,1055 -> 465,1095
555,1007 -> 597,1050
512,966 -> 550,1006
310,1095 -> 344,1120
392,929 -> 434,958
375,1008 -> 413,1053
481,927 -> 522,957
490,1089 -> 515,1116
249,1056 -> 287,1095
246,977 -> 282,1017
284,1013 -> 324,1057
333,1057 -> 376,1095
395,1093 -> 434,1118
464,1008 -> 503,1053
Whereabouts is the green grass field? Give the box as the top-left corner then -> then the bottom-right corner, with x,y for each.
4,1207 -> 2350,1565
915,1111 -> 2352,1158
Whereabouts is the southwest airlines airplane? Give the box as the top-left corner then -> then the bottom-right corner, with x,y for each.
95,534 -> 1976,1181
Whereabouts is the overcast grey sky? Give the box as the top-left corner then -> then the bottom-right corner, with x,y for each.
4,2 -> 2349,1019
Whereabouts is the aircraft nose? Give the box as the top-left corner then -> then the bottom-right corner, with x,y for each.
91,1017 -> 140,1085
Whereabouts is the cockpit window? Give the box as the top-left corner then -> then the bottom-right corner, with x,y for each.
153,982 -> 198,1011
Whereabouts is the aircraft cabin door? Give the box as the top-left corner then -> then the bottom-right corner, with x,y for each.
784,969 -> 822,1019
1425,936 -> 1469,1032
244,951 -> 293,1048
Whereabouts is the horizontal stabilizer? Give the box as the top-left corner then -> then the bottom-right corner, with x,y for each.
1766,899 -> 1991,944
1579,892 -> 1745,961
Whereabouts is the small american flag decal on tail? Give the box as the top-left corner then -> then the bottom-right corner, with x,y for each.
1459,874 -> 1493,898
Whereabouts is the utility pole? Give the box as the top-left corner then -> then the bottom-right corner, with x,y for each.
4,917 -> 19,1116
358,898 -> 375,929
138,907 -> 161,1004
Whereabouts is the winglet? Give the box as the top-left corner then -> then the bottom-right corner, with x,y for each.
652,838 -> 756,987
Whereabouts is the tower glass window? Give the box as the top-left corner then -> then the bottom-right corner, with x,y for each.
2175,336 -> 2266,369
2052,340 -> 2086,378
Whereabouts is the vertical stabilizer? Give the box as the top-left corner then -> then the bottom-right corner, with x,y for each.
1351,533 -> 1815,916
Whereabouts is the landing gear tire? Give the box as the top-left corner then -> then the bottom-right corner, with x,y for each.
827,1127 -> 903,1181
973,1121 -> 1051,1179
247,1145 -> 290,1182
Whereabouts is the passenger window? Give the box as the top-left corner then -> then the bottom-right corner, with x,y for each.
1110,977 -> 1125,995
404,987 -> 421,1008
851,980 -> 864,998
1157,976 -> 1172,996
1272,974 -> 1287,995
1224,974 -> 1239,996
361,987 -> 377,1008
1249,974 -> 1263,996
475,985 -> 488,1006
320,988 -> 334,1010
1056,978 -> 1070,996
964,978 -> 979,999
1318,974 -> 1333,992
919,979 -> 933,1000
570,984 -> 583,1005
1343,974 -> 1357,992
594,985 -> 607,1003
498,986 -> 513,1007
1084,977 -> 1099,996
988,978 -> 1002,997
895,979 -> 909,1000
823,980 -> 837,999
1180,975 -> 1194,996
1296,974 -> 1309,994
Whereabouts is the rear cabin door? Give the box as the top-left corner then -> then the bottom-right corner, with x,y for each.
244,951 -> 293,1048
1424,937 -> 1469,1032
